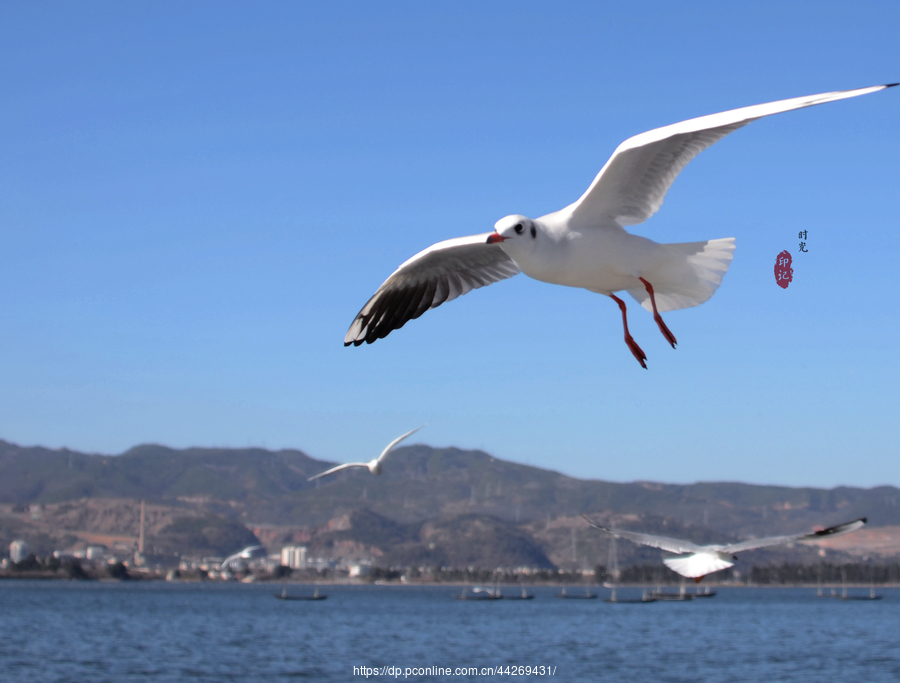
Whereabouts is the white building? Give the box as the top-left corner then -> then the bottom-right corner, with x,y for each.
280,545 -> 307,569
10,540 -> 28,562
348,562 -> 371,578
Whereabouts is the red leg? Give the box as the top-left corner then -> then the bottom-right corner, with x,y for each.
609,294 -> 647,369
639,277 -> 677,349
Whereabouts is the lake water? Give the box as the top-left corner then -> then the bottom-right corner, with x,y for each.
1,581 -> 897,682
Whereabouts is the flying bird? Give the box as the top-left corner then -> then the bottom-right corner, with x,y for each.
220,545 -> 266,573
307,426 -> 424,481
345,84 -> 896,367
582,515 -> 866,581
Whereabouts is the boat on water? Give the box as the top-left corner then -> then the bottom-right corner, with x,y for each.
648,591 -> 694,601
647,574 -> 696,601
604,595 -> 656,603
692,586 -> 717,598
554,586 -> 597,599
839,590 -> 882,601
456,586 -> 503,601
502,586 -> 535,600
603,587 -> 656,604
819,567 -> 883,600
839,579 -> 882,601
275,587 -> 328,601
602,538 -> 656,603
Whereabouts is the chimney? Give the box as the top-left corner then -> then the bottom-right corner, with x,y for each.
139,500 -> 145,554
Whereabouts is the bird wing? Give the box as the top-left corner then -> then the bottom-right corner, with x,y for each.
582,515 -> 705,554
564,84 -> 894,229
307,462 -> 370,481
721,517 -> 867,553
376,425 -> 425,465
344,233 -> 520,346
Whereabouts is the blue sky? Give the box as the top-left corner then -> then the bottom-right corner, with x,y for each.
2,1 -> 898,488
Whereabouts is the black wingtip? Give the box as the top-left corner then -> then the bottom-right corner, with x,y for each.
886,83 -> 899,88
860,516 -> 868,523
344,337 -> 367,347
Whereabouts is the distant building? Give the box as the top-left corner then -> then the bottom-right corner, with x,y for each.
85,546 -> 107,561
348,562 -> 371,578
308,556 -> 335,570
199,557 -> 224,571
260,557 -> 282,573
133,552 -> 180,569
10,540 -> 28,562
280,545 -> 307,569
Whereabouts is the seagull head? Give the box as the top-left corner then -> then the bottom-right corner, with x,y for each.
487,215 -> 537,248
367,459 -> 383,475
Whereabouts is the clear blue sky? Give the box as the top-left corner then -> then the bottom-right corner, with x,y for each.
2,1 -> 898,488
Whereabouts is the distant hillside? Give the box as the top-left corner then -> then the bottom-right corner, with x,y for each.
0,497 -> 261,559
1,439 -> 898,569
0,440 -> 321,505
307,509 -> 555,569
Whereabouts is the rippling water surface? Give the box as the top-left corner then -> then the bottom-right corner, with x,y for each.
1,582 -> 897,682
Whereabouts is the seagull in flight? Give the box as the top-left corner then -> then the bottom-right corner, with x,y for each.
307,426 -> 424,481
582,515 -> 866,581
345,84 -> 896,367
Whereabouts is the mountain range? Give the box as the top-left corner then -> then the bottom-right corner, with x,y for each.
2,439 -> 897,569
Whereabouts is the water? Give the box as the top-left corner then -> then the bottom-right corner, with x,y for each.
1,582 -> 898,682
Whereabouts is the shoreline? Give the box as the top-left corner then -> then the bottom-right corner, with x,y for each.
1,573 -> 898,589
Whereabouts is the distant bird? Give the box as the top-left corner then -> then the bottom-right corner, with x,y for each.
582,515 -> 866,581
307,426 -> 424,481
345,84 -> 896,367
220,545 -> 266,572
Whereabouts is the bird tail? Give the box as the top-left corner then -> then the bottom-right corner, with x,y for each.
663,553 -> 735,579
627,237 -> 735,313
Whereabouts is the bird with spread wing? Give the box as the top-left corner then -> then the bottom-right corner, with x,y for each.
582,515 -> 866,581
345,84 -> 895,367
307,426 -> 424,481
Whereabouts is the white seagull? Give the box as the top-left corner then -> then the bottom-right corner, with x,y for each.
345,84 -> 896,367
307,426 -> 424,481
582,515 -> 867,581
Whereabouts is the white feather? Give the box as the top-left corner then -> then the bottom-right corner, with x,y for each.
663,553 -> 735,579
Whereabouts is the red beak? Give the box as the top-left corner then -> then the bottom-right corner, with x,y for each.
486,233 -> 507,244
